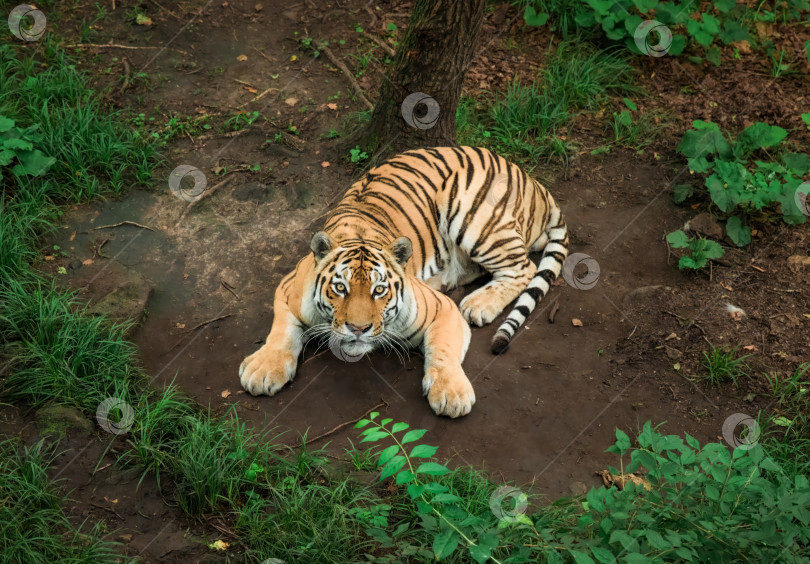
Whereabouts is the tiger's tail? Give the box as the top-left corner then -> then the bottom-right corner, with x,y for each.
490,201 -> 569,355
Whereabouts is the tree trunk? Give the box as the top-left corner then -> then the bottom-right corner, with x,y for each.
356,0 -> 487,159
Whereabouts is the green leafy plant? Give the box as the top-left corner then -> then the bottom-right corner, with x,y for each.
675,119 -> 809,247
0,117 -> 55,180
666,229 -> 725,269
700,343 -> 751,386
349,145 -> 368,163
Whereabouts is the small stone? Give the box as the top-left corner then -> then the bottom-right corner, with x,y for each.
787,255 -> 810,272
69,259 -> 83,270
665,347 -> 682,361
568,481 -> 587,496
689,212 -> 723,239
86,267 -> 152,337
35,404 -> 94,437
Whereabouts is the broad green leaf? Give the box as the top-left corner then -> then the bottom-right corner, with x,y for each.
391,422 -> 409,433
725,216 -> 751,247
571,550 -> 596,564
706,174 -> 737,213
430,493 -> 462,503
590,546 -> 616,563
433,529 -> 459,560
615,429 -> 631,453
416,462 -> 450,476
360,430 -> 389,443
380,455 -> 407,480
666,230 -> 690,248
410,444 -> 438,459
672,184 -> 694,204
622,98 -> 637,111
719,20 -> 749,43
395,470 -> 415,485
407,483 -> 426,499
401,429 -> 427,444
677,121 -> 731,159
679,255 -> 704,269
705,46 -> 722,67
0,116 -> 14,133
783,153 -> 810,175
695,239 -> 725,260
14,149 -> 55,177
523,5 -> 549,27
646,529 -> 670,550
377,444 -> 400,467
355,418 -> 371,428
739,122 -> 788,152
715,0 -> 736,12
2,138 -> 33,151
469,543 -> 493,564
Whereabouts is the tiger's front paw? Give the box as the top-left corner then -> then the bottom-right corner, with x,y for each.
239,348 -> 297,396
422,365 -> 475,418
460,289 -> 504,327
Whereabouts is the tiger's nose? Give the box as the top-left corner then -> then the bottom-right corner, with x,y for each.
346,322 -> 372,337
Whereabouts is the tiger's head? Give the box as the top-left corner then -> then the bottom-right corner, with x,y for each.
309,231 -> 412,357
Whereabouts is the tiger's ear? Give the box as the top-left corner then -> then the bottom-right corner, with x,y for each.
310,232 -> 333,261
388,236 -> 412,266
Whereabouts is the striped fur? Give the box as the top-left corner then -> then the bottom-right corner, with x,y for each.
239,146 -> 567,417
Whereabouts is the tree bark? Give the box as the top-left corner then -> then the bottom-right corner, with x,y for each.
356,0 -> 487,159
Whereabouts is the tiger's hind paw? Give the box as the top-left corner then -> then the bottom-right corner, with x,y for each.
459,289 -> 505,327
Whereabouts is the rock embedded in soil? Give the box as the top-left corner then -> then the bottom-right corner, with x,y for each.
35,404 -> 94,437
688,212 -> 723,239
86,267 -> 153,336
622,285 -> 672,306
787,255 -> 810,273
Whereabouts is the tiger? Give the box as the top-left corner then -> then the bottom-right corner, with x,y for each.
240,146 -> 568,418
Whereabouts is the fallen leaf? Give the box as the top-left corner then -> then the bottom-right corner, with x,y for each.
236,54 -> 248,61
69,231 -> 76,241
321,161 -> 330,168
673,363 -> 681,371
183,273 -> 189,279
118,534 -> 133,543
571,318 -> 583,327
136,13 -> 152,25
596,470 -> 650,491
221,389 -> 231,398
803,314 -> 810,320
209,540 -> 230,551
284,97 -> 298,106
44,255 -> 55,261
290,55 -> 298,61
242,85 -> 258,93
254,3 -> 263,11
721,283 -> 733,291
742,344 -> 758,351
327,102 -> 338,110
82,259 -> 94,265
176,323 -> 186,329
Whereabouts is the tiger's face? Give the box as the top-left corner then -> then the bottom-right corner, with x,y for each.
310,232 -> 412,357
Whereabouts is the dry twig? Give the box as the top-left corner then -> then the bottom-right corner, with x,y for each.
91,220 -> 156,231
313,40 -> 373,110
175,177 -> 232,226
305,399 -> 389,446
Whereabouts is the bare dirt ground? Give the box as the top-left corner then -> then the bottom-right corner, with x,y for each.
7,0 -> 809,560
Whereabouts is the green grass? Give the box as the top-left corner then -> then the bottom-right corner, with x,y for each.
699,343 -> 751,386
456,38 -> 636,165
0,40 -> 158,201
0,438 -> 126,564
760,363 -> 810,476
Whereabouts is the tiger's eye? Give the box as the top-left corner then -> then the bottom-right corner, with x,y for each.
335,283 -> 346,293
374,286 -> 386,295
